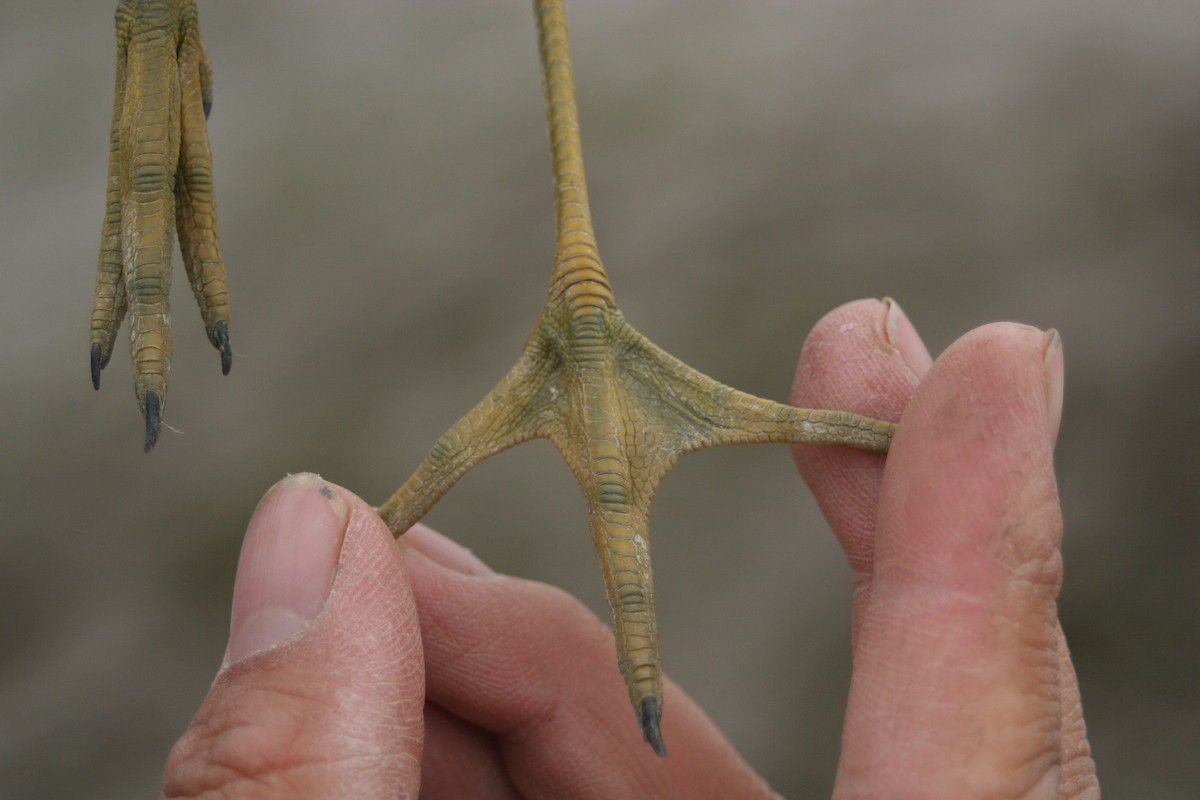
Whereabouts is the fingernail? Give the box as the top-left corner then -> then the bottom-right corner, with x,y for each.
881,297 -> 932,374
1043,328 -> 1064,441
403,523 -> 495,576
224,473 -> 349,667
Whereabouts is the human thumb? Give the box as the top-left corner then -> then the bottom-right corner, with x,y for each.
163,473 -> 425,799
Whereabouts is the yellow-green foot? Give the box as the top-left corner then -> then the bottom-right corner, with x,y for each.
89,0 -> 231,450
378,0 -> 896,756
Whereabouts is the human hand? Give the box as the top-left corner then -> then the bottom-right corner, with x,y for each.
161,474 -> 776,799
791,299 -> 1099,798
162,299 -> 1098,799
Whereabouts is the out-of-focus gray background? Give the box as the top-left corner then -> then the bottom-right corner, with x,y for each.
2,1 -> 1196,796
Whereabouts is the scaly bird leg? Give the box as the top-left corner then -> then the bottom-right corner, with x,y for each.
379,0 -> 896,756
90,0 -> 231,452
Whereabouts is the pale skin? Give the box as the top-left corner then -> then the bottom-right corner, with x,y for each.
162,304 -> 1099,798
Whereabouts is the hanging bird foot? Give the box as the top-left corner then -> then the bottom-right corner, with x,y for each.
89,0 -> 231,450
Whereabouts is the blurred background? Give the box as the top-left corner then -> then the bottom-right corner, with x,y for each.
1,0 -> 1196,796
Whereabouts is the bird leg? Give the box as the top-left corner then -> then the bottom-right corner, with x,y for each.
379,0 -> 896,756
90,0 -> 231,452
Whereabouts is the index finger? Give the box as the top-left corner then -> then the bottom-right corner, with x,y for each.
790,298 -> 931,579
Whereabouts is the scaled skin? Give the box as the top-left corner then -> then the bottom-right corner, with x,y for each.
377,0 -> 895,755
90,0 -> 231,452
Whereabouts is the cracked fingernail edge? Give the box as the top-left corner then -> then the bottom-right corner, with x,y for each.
881,296 -> 930,375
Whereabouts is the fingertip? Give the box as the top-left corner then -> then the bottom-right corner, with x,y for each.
167,474 -> 424,798
872,321 -> 1066,599
225,473 -> 348,667
898,322 -> 1060,458
884,321 -> 1061,533
794,299 -> 882,402
790,299 -> 923,575
793,297 -> 925,414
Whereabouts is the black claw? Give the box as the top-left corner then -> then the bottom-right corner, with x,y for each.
639,697 -> 667,757
214,320 -> 232,375
90,343 -> 102,390
143,390 -> 162,453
